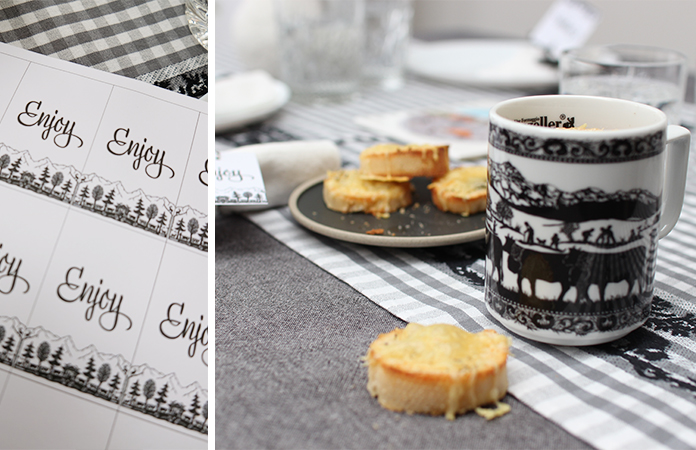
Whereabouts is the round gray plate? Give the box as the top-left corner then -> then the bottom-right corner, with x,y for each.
288,175 -> 486,247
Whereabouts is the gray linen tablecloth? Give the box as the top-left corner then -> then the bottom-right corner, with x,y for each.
216,212 -> 593,450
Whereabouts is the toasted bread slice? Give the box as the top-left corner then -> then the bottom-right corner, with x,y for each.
323,169 -> 412,216
359,143 -> 449,180
365,323 -> 510,420
428,166 -> 487,216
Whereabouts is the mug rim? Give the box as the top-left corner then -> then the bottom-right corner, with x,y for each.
489,94 -> 668,139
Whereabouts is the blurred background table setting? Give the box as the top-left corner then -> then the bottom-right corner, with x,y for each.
216,1 -> 696,449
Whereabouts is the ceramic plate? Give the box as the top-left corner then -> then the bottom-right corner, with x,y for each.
406,39 -> 558,91
288,175 -> 486,248
215,70 -> 291,132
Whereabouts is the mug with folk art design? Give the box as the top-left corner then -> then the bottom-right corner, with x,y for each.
484,95 -> 690,346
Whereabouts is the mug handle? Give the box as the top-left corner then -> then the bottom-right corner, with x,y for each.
659,125 -> 691,239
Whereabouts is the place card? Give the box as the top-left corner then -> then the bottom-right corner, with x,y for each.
529,0 -> 601,62
214,150 -> 268,205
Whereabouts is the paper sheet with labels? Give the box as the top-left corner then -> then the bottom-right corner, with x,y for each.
0,42 -> 208,449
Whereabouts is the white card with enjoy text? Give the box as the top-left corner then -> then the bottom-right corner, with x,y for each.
529,0 -> 601,61
214,150 -> 268,205
0,42 -> 208,449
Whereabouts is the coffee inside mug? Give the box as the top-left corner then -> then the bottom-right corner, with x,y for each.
494,95 -> 666,132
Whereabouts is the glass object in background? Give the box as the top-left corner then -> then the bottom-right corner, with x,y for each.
560,44 -> 688,124
186,0 -> 208,50
274,0 -> 365,102
363,0 -> 413,90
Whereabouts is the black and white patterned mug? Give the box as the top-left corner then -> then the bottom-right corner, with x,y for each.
485,95 -> 691,345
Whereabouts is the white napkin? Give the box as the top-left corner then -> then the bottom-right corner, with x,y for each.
217,140 -> 341,213
215,70 -> 289,132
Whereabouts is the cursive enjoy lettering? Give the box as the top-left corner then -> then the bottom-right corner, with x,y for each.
199,159 -> 208,186
56,266 -> 133,332
106,127 -> 175,179
17,100 -> 84,149
159,302 -> 208,366
216,167 -> 253,183
0,243 -> 30,295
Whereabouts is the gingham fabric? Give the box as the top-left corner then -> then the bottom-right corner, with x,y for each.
0,0 -> 207,98
218,44 -> 696,449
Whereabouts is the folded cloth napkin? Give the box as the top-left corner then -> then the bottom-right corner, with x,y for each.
217,140 -> 341,213
215,70 -> 289,132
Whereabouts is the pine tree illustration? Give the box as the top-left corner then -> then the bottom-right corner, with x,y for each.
188,393 -> 201,423
1,335 -> 15,360
155,383 -> 169,414
47,345 -> 64,375
38,166 -> 50,191
133,198 -> 145,227
11,327 -> 36,368
108,372 -> 121,400
79,185 -> 90,206
174,218 -> 185,240
198,223 -> 208,249
128,379 -> 141,405
7,157 -> 21,181
60,179 -> 73,200
201,401 -> 208,430
156,211 -> 168,234
83,356 -> 96,388
102,188 -> 116,214
21,342 -> 34,366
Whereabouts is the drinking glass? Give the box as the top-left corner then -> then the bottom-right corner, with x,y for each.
560,44 -> 688,124
274,0 -> 365,102
186,0 -> 208,50
363,0 -> 413,90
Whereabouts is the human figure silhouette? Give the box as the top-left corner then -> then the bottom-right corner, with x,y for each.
582,228 -> 594,242
597,225 -> 616,245
524,222 -> 534,244
551,233 -> 560,249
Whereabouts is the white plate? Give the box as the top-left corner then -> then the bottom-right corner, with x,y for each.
407,39 -> 558,91
215,70 -> 291,133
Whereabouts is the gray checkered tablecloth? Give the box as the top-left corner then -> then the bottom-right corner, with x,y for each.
217,40 -> 696,449
0,0 -> 208,98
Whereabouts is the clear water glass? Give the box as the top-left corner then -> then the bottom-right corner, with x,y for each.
186,0 -> 208,50
560,45 -> 688,125
274,0 -> 365,102
363,0 -> 413,90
